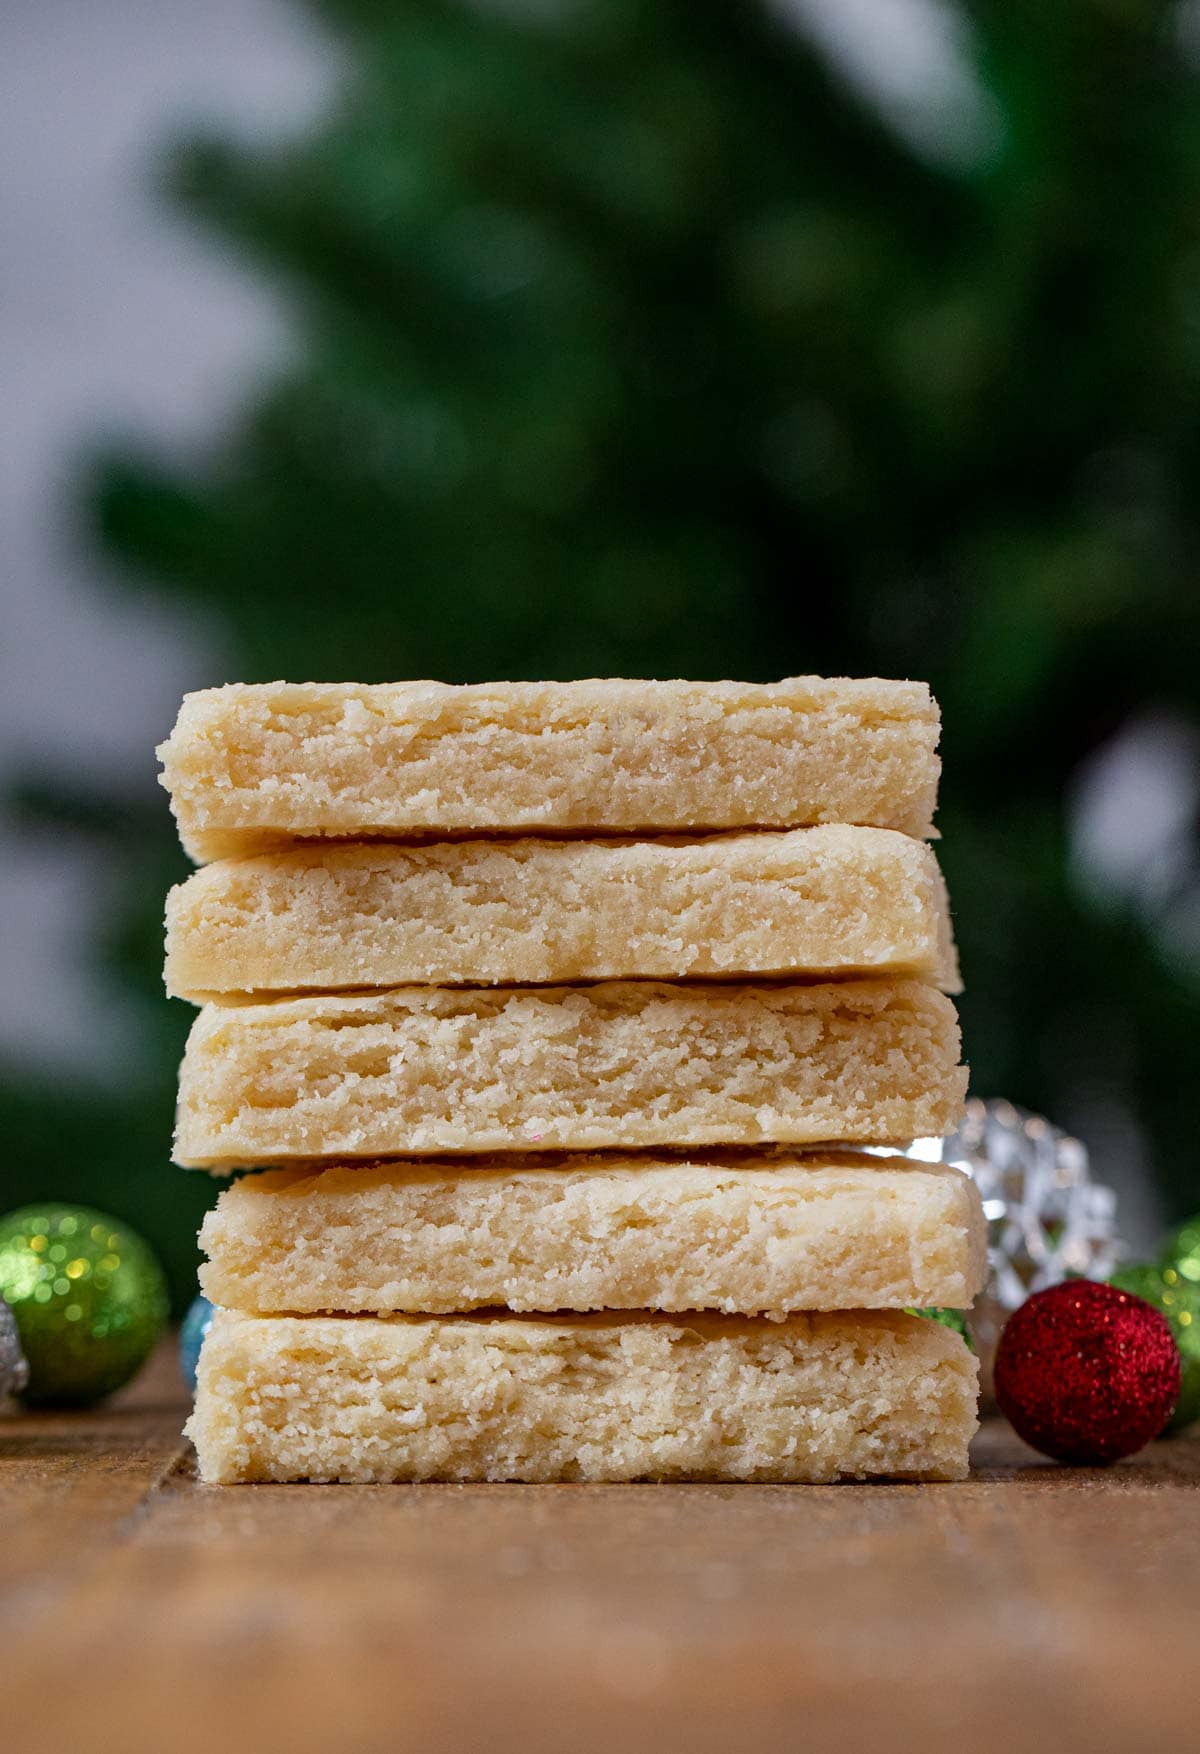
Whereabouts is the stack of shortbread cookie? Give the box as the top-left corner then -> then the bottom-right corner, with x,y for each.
162,678 -> 984,1484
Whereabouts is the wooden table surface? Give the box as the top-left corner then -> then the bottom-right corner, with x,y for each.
3,1342 -> 1197,1754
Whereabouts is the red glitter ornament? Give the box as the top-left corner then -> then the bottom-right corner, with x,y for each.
994,1280 -> 1181,1464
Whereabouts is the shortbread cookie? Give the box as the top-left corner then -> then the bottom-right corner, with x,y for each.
164,826 -> 959,999
158,677 -> 941,860
199,1152 -> 987,1317
187,1308 -> 979,1483
174,979 -> 965,1168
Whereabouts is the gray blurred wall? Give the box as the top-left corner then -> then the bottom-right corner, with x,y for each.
0,0 -> 336,1069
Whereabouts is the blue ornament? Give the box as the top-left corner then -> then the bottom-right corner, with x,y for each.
179,1293 -> 215,1394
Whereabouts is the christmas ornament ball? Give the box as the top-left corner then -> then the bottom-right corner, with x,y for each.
1160,1214 -> 1200,1287
1110,1263 -> 1200,1434
995,1280 -> 1180,1464
907,1306 -> 973,1346
1,1294 -> 29,1400
179,1293 -> 215,1395
0,1204 -> 169,1405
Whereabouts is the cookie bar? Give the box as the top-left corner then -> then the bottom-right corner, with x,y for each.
164,826 -> 958,999
174,979 -> 966,1168
187,1308 -> 979,1483
158,677 -> 941,861
199,1152 -> 986,1317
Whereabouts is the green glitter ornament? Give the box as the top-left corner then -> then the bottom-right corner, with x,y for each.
906,1307 -> 974,1348
0,1204 -> 169,1406
1160,1214 -> 1200,1288
1109,1261 -> 1200,1434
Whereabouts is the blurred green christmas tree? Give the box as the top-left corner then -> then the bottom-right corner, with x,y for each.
5,0 -> 1199,1303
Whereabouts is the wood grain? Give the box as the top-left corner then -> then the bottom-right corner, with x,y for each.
3,1343 -> 1196,1754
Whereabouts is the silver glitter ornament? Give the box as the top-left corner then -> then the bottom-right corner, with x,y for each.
0,1293 -> 29,1402
907,1097 -> 1122,1391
